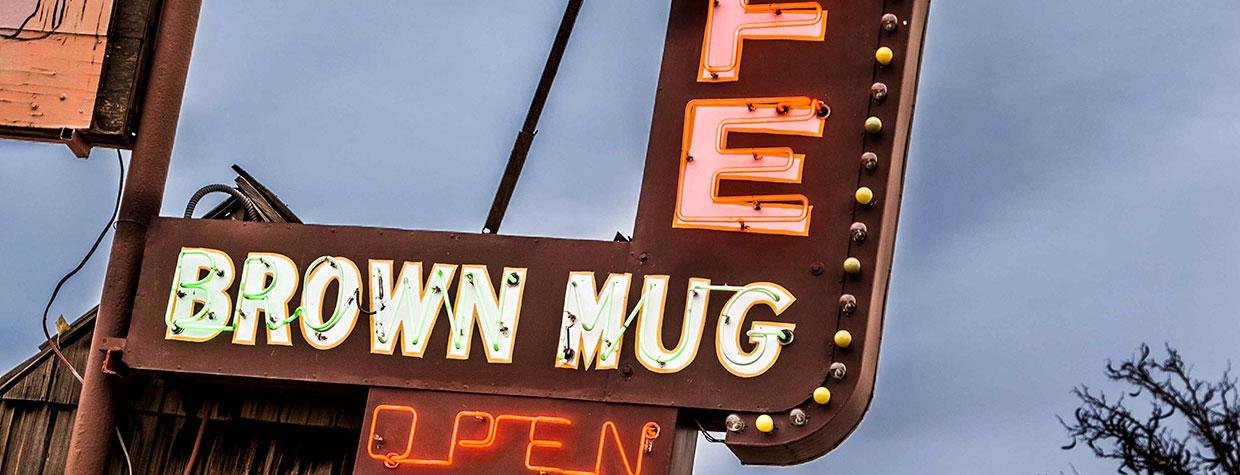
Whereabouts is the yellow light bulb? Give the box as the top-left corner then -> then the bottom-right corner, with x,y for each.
865,116 -> 883,134
834,330 -> 853,348
875,46 -> 894,65
843,257 -> 862,275
813,387 -> 832,405
755,414 -> 775,433
855,187 -> 874,205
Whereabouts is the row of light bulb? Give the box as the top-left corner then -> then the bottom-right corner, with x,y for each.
736,12 -> 904,437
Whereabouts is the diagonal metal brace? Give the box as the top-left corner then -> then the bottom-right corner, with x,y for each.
482,0 -> 584,234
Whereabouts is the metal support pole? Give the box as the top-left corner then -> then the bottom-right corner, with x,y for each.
483,0 -> 583,234
64,0 -> 204,471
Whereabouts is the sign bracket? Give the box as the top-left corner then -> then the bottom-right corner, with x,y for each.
483,0 -> 585,234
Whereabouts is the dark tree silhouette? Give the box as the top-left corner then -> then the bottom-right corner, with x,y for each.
1061,344 -> 1240,474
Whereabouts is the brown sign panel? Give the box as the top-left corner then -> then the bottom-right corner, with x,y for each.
125,0 -> 929,465
0,0 -> 159,151
356,388 -> 679,474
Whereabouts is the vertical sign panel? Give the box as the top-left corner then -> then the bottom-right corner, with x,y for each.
631,0 -> 929,463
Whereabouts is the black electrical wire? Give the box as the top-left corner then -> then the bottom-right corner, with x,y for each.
38,149 -> 134,475
694,419 -> 725,444
41,149 -> 124,359
354,289 -> 378,316
2,0 -> 69,42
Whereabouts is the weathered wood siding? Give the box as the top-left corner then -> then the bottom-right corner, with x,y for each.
0,312 -> 364,474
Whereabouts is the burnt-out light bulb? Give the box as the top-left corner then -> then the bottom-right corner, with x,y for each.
843,257 -> 862,275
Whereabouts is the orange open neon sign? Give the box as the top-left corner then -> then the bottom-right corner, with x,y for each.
367,404 -> 662,474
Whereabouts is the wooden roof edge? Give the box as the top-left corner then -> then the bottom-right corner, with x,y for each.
0,307 -> 98,392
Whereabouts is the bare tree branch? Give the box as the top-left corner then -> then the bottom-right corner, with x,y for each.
1061,344 -> 1240,475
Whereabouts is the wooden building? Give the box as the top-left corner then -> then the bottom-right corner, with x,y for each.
0,167 -> 364,474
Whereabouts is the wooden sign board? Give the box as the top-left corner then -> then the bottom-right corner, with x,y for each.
124,0 -> 930,467
0,0 -> 159,154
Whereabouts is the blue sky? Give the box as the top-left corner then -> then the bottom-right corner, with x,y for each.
3,1 -> 1239,473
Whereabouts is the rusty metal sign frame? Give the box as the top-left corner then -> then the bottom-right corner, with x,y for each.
117,0 -> 931,467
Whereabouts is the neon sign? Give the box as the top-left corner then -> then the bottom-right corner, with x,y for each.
367,407 -> 660,474
359,390 -> 677,475
162,248 -> 796,378
673,97 -> 827,235
127,0 -> 932,466
698,0 -> 827,82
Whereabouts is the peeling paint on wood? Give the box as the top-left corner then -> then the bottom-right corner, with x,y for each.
0,0 -> 114,130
